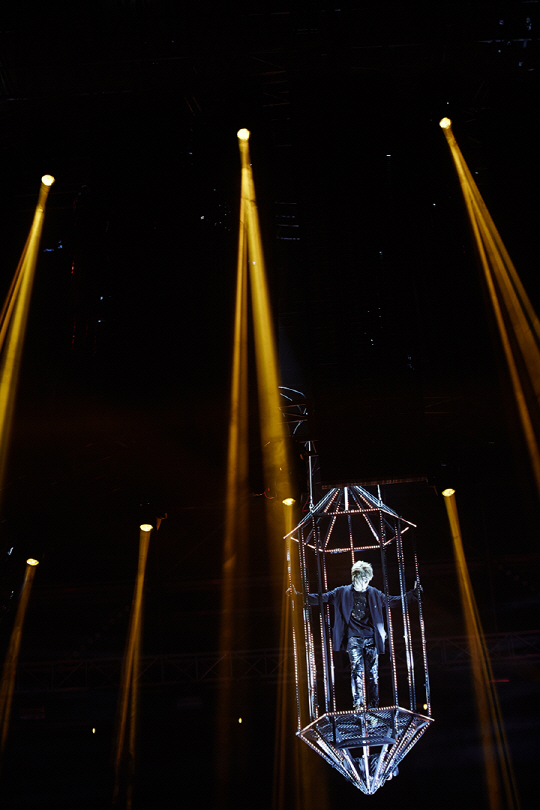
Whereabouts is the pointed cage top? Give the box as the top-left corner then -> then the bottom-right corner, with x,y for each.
285,485 -> 416,554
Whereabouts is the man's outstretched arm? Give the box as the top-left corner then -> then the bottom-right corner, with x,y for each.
286,586 -> 332,605
307,588 -> 339,605
385,581 -> 422,608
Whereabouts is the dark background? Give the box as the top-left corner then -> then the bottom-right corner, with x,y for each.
0,2 -> 539,808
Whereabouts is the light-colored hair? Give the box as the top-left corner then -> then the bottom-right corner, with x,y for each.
351,560 -> 373,585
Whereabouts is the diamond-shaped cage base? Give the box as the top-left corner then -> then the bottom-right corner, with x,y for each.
298,707 -> 433,794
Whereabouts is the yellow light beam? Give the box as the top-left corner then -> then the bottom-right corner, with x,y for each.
238,131 -> 292,609
0,178 -> 54,345
215,151 -> 250,807
0,245 -> 29,351
221,162 -> 249,596
0,177 -> 53,756
238,132 -> 289,501
441,123 -> 540,392
113,524 -> 152,808
0,177 -> 54,496
440,120 -> 540,496
236,130 -> 328,810
443,489 -> 520,810
441,122 -> 537,329
272,505 -> 297,810
0,562 -> 38,757
466,185 -> 540,491
272,507 -> 327,810
273,552 -> 291,810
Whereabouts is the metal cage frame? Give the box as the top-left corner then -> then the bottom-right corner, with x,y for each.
285,477 -> 433,794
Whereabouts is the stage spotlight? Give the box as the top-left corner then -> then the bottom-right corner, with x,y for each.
439,118 -> 452,129
237,129 -> 250,140
442,488 -> 455,497
26,558 -> 39,566
41,175 -> 55,186
139,524 -> 153,532
282,497 -> 296,506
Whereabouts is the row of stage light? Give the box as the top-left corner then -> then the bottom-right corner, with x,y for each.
440,117 -> 540,499
0,173 -> 156,805
230,124 -> 529,810
0,175 -> 55,762
438,123 -> 534,807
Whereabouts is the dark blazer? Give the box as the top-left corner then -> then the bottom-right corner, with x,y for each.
308,584 -> 414,654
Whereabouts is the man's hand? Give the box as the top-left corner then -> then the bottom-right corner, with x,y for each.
413,581 -> 423,593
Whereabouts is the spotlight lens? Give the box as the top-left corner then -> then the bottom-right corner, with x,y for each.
41,175 -> 55,186
439,118 -> 452,130
26,558 -> 39,566
237,128 -> 250,141
442,488 -> 455,497
282,498 -> 296,506
140,524 -> 153,532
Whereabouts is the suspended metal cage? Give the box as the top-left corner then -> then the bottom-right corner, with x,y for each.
286,481 -> 433,794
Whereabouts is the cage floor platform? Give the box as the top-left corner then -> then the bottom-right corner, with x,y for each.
298,707 -> 433,794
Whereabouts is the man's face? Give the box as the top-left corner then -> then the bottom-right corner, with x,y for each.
353,573 -> 371,592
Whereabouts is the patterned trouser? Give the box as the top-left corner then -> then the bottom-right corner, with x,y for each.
346,636 -> 379,709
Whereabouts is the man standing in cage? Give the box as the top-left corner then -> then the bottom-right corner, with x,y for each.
308,560 -> 419,719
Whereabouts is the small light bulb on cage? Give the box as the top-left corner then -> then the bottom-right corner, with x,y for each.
282,497 -> 296,506
439,118 -> 452,130
237,128 -> 250,140
41,175 -> 55,186
139,524 -> 153,531
442,488 -> 455,497
26,558 -> 39,566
